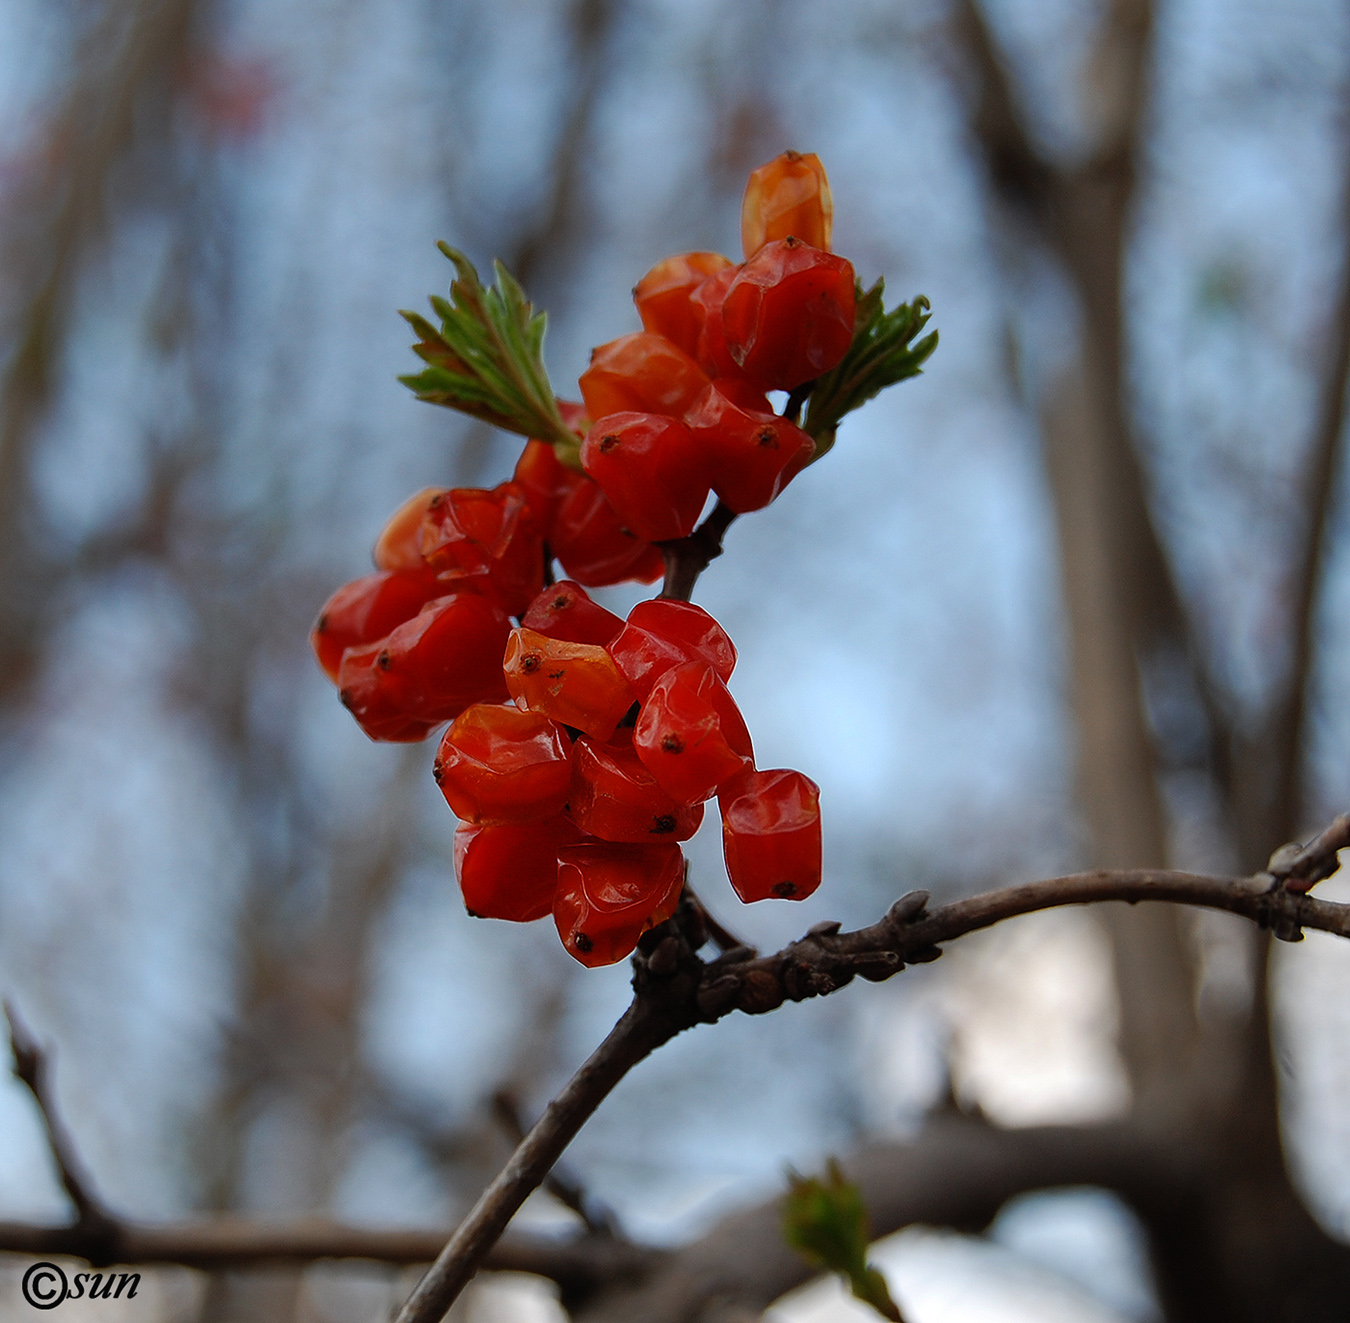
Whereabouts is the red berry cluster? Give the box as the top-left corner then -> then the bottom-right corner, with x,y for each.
312,152 -> 845,965
435,584 -> 820,965
581,150 -> 854,531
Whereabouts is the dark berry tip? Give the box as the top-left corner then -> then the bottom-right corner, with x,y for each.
772,881 -> 798,897
574,932 -> 593,953
599,433 -> 620,453
652,814 -> 677,834
661,733 -> 685,754
377,651 -> 391,670
521,654 -> 541,673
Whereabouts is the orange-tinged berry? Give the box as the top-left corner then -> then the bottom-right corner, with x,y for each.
741,150 -> 833,257
434,704 -> 573,823
579,332 -> 710,420
723,238 -> 855,389
633,252 -> 734,356
553,840 -> 685,966
503,626 -> 637,742
719,768 -> 822,902
373,488 -> 446,571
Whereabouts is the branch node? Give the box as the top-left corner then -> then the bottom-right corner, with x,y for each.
887,891 -> 930,925
696,976 -> 741,1020
738,969 -> 786,1014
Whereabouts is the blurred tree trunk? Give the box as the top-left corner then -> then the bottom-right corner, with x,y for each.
963,0 -> 1350,1317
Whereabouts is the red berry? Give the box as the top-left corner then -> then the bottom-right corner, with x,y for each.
521,581 -> 624,646
608,599 -> 736,700
455,815 -> 581,922
311,567 -> 447,682
722,238 -> 856,389
553,840 -> 685,966
336,641 -> 439,742
719,768 -> 822,902
377,592 -> 512,723
741,151 -> 833,258
689,265 -> 749,381
581,413 -> 710,542
549,476 -> 666,588
373,488 -> 446,571
420,482 -> 545,615
633,660 -> 753,803
579,333 -> 710,421
684,383 -> 814,512
514,439 -> 585,533
569,733 -> 704,843
434,704 -> 573,823
633,252 -> 734,356
503,626 -> 638,741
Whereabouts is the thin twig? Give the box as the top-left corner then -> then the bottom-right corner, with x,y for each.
5,1003 -> 119,1261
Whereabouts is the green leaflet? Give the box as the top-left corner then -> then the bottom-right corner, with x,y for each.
399,243 -> 581,464
782,1160 -> 905,1322
801,280 -> 938,461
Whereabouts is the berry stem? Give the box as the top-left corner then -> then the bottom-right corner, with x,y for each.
656,500 -> 737,602
783,380 -> 814,425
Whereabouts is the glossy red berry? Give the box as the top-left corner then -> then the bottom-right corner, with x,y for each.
741,151 -> 833,257
719,768 -> 822,902
373,488 -> 446,571
569,734 -> 704,843
689,265 -> 748,381
336,641 -> 439,742
553,840 -> 685,967
521,581 -> 624,646
434,704 -> 573,823
375,592 -> 512,723
633,252 -> 734,356
514,439 -> 584,533
549,476 -> 666,588
579,333 -> 711,421
581,413 -> 710,542
722,238 -> 856,389
420,482 -> 545,614
503,626 -> 637,742
683,383 -> 814,512
455,815 -> 581,922
607,599 -> 736,700
633,660 -> 753,804
311,567 -> 447,682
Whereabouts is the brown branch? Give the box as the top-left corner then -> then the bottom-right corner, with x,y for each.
490,1090 -> 621,1238
658,501 -> 737,601
5,820 -> 1346,1312
391,817 -> 1350,1323
0,1216 -> 656,1285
